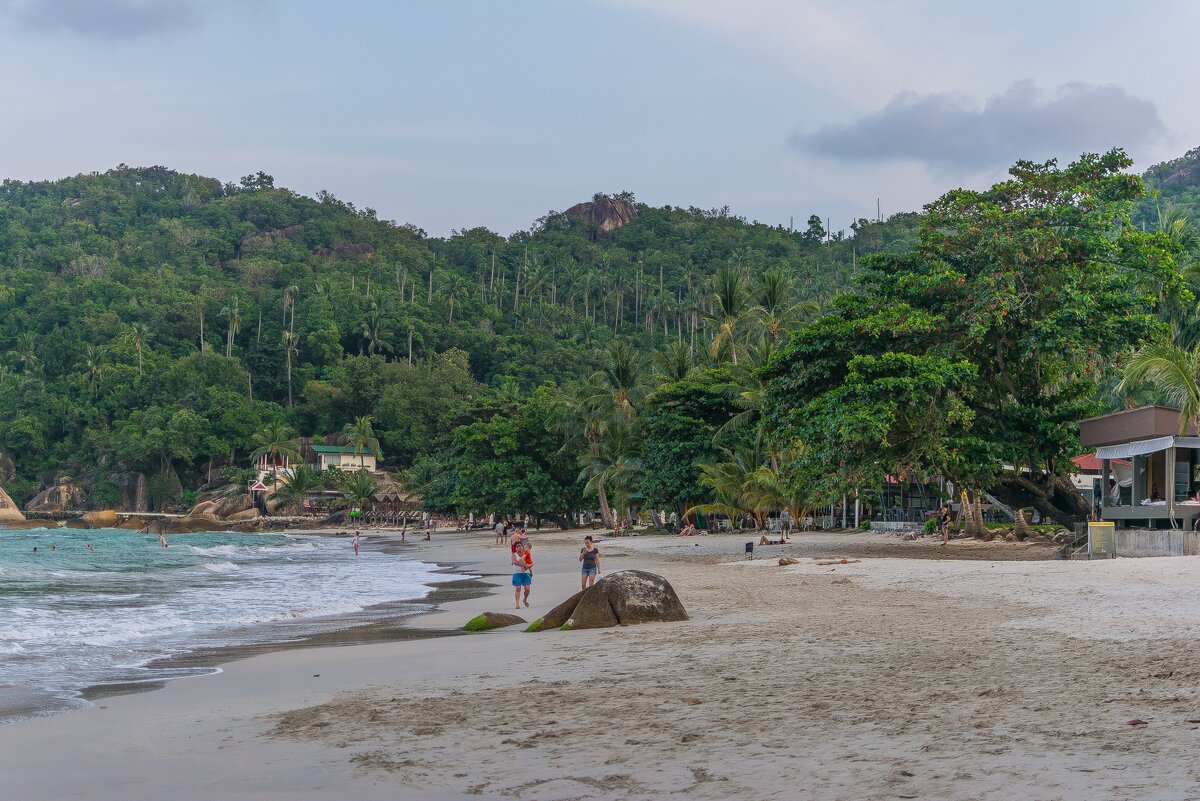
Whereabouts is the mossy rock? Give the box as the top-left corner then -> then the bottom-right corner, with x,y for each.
464,611 -> 526,632
524,617 -> 545,633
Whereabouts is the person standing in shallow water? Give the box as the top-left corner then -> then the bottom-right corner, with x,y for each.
353,530 -> 360,556
579,535 -> 601,590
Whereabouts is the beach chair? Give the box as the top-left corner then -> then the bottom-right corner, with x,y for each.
745,541 -> 754,560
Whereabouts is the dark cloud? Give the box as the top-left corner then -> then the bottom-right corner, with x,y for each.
792,81 -> 1165,171
2,0 -> 201,40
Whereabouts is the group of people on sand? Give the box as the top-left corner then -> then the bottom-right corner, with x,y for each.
507,530 -> 604,609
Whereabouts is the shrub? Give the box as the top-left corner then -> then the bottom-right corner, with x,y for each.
924,518 -> 939,535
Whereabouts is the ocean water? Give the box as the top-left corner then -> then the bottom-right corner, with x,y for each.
0,527 -> 448,723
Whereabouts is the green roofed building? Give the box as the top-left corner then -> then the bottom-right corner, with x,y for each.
311,444 -> 381,472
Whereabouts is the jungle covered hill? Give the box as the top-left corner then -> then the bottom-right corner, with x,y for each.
0,165 -> 915,507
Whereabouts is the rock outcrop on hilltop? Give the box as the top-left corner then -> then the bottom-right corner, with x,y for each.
565,195 -> 637,237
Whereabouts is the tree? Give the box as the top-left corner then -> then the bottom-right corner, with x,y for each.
579,420 -> 642,528
441,272 -> 470,325
1118,343 -> 1200,433
221,295 -> 241,358
128,322 -> 151,375
764,150 -> 1179,525
340,415 -> 382,469
270,464 -> 327,515
282,330 -> 299,407
706,267 -> 750,365
248,422 -> 300,477
78,345 -> 105,397
361,302 -> 394,356
340,469 -> 379,510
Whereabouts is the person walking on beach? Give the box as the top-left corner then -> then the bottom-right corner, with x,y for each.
512,540 -> 532,608
579,535 -> 601,590
495,517 -> 506,544
353,530 -> 360,556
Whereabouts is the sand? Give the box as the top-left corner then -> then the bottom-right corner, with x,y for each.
5,528 -> 1200,800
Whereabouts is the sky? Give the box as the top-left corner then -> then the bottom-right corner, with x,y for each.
0,0 -> 1195,236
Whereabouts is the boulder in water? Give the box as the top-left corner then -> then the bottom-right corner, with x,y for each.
81,510 -> 118,528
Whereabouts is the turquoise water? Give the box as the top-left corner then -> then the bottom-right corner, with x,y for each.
0,527 -> 445,722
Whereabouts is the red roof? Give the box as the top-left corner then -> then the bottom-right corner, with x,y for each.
1071,454 -> 1130,472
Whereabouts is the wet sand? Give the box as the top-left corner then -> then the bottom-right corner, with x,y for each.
5,528 -> 1200,800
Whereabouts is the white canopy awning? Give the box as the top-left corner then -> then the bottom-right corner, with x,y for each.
1095,436 -> 1200,460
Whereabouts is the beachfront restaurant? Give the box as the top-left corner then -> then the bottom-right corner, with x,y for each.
1080,406 -> 1200,529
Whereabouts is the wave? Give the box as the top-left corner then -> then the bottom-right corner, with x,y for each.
201,561 -> 239,573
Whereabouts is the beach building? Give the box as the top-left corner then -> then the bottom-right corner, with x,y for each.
312,444 -> 380,472
1080,406 -> 1200,529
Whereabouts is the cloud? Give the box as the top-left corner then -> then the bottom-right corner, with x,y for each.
791,81 -> 1165,171
1,0 -> 202,40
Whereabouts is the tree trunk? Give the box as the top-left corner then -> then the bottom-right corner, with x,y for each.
597,481 -> 615,529
960,490 -> 977,538
974,490 -> 990,540
992,472 -> 1088,529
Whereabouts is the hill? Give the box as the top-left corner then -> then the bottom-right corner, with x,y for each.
0,166 -> 918,508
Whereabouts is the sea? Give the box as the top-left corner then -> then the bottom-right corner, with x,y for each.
0,526 -> 452,724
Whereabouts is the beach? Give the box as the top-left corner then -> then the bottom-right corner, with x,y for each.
5,528 -> 1200,800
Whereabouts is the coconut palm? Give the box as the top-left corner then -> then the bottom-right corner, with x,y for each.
128,322 -> 151,375
752,268 -> 817,343
78,345 -> 105,397
249,423 -> 300,478
692,444 -> 769,527
270,464 -> 327,515
582,340 -> 649,425
340,469 -> 379,511
1117,342 -> 1200,433
706,267 -> 751,364
579,422 -> 643,530
440,272 -> 470,325
361,302 -> 394,356
653,340 -> 695,385
339,415 -> 382,469
8,331 -> 38,372
282,330 -> 300,406
220,295 -> 241,358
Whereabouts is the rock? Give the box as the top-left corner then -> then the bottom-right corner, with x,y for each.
81,510 -> 118,528
564,196 -> 637,237
229,521 -> 263,533
178,514 -> 223,532
318,510 -> 348,526
526,590 -> 586,632
118,517 -> 149,530
562,570 -> 688,631
211,494 -> 253,519
779,557 -> 800,566
145,519 -> 198,535
0,483 -> 25,522
226,507 -> 261,522
24,477 -> 78,513
110,471 -> 147,512
464,612 -> 526,632
64,518 -> 93,529
2,519 -> 61,530
190,500 -> 218,518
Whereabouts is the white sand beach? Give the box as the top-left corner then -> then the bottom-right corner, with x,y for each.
5,529 -> 1200,800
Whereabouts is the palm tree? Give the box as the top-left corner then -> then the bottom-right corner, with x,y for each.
653,340 -> 695,384
583,340 -> 649,425
339,415 -> 382,469
270,464 -> 327,515
128,322 -> 151,375
441,273 -> 470,325
706,267 -> 751,365
340,469 -> 379,511
249,422 -> 300,479
78,345 -> 105,397
693,444 -> 771,528
361,302 -> 394,356
8,331 -> 38,373
282,330 -> 300,406
752,268 -> 817,343
1117,342 -> 1200,432
220,295 -> 241,358
579,422 -> 643,530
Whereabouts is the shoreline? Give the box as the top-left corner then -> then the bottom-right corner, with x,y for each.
16,529 -> 1196,801
0,527 -> 488,725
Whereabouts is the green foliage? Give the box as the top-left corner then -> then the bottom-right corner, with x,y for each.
923,518 -> 939,535
765,150 -> 1179,517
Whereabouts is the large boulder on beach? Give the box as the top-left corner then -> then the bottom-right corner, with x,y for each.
531,571 -> 688,632
81,509 -> 118,528
0,483 -> 25,522
227,507 -> 261,522
190,500 -> 218,518
212,494 -> 253,519
64,517 -> 94,529
145,518 -> 197,535
526,590 -> 586,632
178,514 -> 223,532
118,516 -> 149,530
464,612 -> 526,632
3,519 -> 58,530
